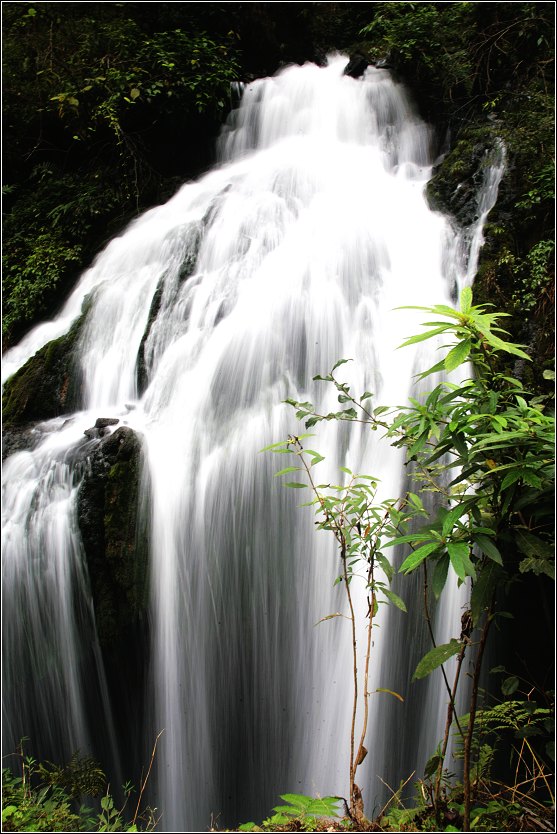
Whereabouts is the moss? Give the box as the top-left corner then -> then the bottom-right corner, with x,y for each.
2,304 -> 88,429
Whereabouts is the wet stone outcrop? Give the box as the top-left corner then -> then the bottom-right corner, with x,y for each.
426,125 -> 501,227
2,318 -> 84,431
76,424 -> 150,652
343,53 -> 369,78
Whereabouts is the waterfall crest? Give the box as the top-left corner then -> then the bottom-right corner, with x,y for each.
2,55 -> 502,831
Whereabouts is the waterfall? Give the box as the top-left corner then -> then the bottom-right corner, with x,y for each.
2,55 -> 503,830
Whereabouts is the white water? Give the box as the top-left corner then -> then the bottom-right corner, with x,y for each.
2,56 -> 503,830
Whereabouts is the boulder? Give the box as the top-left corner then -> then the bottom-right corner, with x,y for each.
343,53 -> 369,79
76,426 -> 150,652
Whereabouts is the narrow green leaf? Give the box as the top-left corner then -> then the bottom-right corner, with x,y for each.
444,339 -> 471,372
398,326 -> 451,349
376,552 -> 394,583
384,532 -> 435,548
412,639 -> 462,680
332,358 -> 352,371
283,482 -> 307,489
259,440 -> 290,452
383,588 -> 407,612
432,554 -> 450,599
375,687 -> 404,702
399,542 -> 440,573
274,467 -> 300,477
360,391 -> 373,401
415,358 -> 449,380
441,503 -> 470,537
473,533 -> 503,565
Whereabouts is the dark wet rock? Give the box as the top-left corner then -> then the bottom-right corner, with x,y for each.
76,426 -> 150,652
2,425 -> 41,459
343,53 -> 369,78
312,49 -> 328,68
2,304 -> 91,431
95,417 -> 120,428
426,126 -> 501,227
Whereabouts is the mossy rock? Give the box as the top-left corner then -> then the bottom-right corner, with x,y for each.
76,425 -> 150,652
2,309 -> 87,430
426,125 -> 502,226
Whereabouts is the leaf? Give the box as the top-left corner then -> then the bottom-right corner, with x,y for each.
412,639 -> 462,680
501,676 -> 520,696
375,688 -> 404,702
519,556 -> 555,579
283,482 -> 307,489
432,554 -> 450,599
376,552 -> 394,583
424,753 -> 443,779
515,529 -> 554,560
398,326 -> 452,348
332,358 -> 352,371
130,87 -> 140,99
279,793 -> 312,810
447,542 -> 475,581
314,613 -> 345,626
305,415 -> 322,428
274,467 -> 300,477
259,440 -> 290,452
445,339 -> 472,371
471,560 -> 502,625
441,502 -> 470,537
473,533 -> 503,565
399,542 -> 440,573
360,391 -> 373,401
460,286 -> 473,315
384,532 -> 434,548
383,588 -> 407,612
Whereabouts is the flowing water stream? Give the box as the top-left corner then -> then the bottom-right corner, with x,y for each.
2,56 -> 504,830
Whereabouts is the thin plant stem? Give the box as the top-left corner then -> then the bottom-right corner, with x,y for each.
132,730 -> 164,826
463,606 -> 493,831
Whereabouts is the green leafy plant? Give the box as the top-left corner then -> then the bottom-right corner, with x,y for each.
262,427 -> 412,822
238,793 -> 342,832
265,288 -> 554,831
1,737 -> 162,832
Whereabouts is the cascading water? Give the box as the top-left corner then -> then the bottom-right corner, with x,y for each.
2,56 -> 503,831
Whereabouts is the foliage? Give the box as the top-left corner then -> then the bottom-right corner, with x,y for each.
1,741 -> 159,832
360,2 -> 476,104
358,2 -> 555,387
263,421 -> 411,818
1,2 -> 241,344
37,751 -> 106,799
266,289 -> 554,830
238,793 -> 342,832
